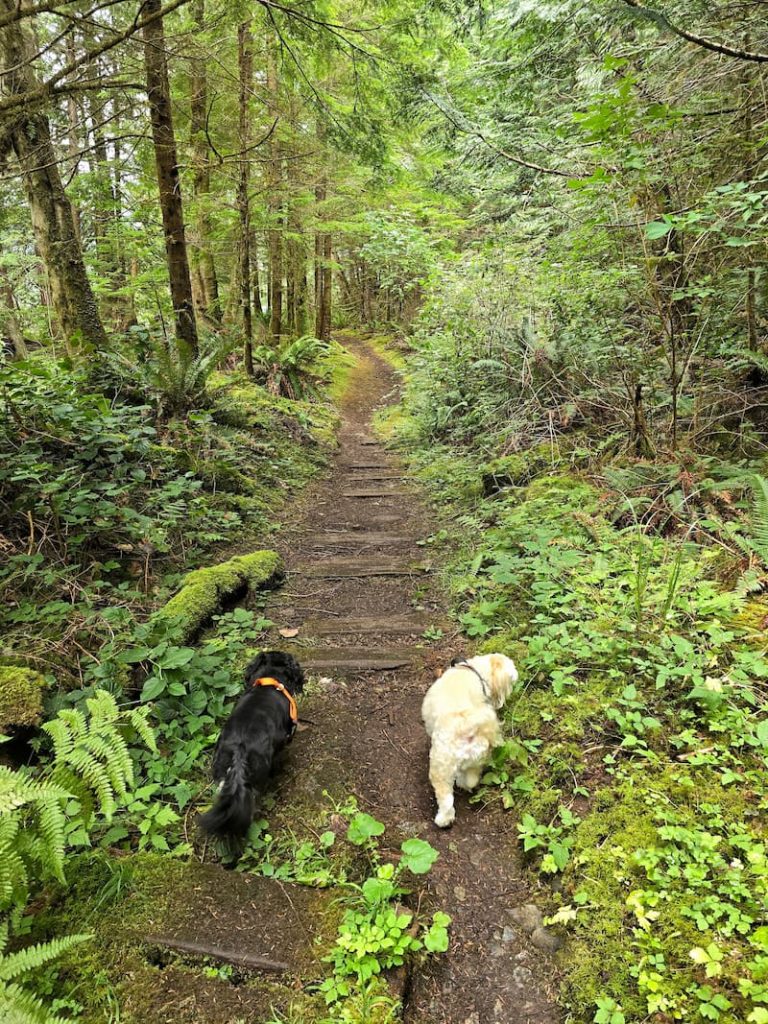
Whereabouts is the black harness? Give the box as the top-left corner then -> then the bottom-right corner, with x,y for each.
451,658 -> 492,703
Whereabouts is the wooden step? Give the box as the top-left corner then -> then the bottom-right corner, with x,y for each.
343,462 -> 394,470
342,488 -> 410,498
305,531 -> 412,547
347,472 -> 403,482
303,614 -> 434,636
303,648 -> 416,673
294,557 -> 425,578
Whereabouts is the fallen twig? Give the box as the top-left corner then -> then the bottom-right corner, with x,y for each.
142,935 -> 289,973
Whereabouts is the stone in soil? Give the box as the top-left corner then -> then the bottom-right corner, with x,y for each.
508,903 -> 545,934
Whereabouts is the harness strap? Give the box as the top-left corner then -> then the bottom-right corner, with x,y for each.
252,676 -> 299,739
451,658 -> 492,702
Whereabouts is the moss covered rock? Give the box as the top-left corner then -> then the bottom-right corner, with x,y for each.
153,550 -> 282,641
481,443 -> 556,496
0,665 -> 46,731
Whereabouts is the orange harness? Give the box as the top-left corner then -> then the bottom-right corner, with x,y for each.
252,676 -> 298,738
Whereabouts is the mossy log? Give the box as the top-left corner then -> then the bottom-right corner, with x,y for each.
0,665 -> 46,731
153,550 -> 283,641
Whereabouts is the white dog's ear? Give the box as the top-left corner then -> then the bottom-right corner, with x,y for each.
487,653 -> 518,708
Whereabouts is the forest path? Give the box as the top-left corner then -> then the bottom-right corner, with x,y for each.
263,337 -> 562,1024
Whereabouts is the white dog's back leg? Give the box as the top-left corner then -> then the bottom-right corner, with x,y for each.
429,743 -> 456,827
456,764 -> 482,791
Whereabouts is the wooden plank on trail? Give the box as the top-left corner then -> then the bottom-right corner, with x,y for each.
342,488 -> 410,498
304,614 -> 433,636
305,531 -> 412,547
347,471 -> 403,481
303,648 -> 416,672
294,557 -> 425,578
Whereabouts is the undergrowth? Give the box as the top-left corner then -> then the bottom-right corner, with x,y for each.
391,371 -> 768,1023
0,337 -> 352,1022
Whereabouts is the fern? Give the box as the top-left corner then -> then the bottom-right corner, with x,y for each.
252,335 -> 330,399
0,981 -> 74,1024
105,333 -> 235,415
43,690 -> 141,825
0,691 -> 155,1021
0,935 -> 91,982
748,475 -> 768,567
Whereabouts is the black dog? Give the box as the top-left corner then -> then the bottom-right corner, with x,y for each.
199,650 -> 305,850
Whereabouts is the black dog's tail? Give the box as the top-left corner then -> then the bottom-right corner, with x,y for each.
199,747 -> 253,842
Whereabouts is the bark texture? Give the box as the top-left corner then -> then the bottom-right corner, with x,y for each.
143,0 -> 198,354
0,0 -> 106,351
189,0 -> 220,320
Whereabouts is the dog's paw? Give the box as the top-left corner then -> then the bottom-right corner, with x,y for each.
435,808 -> 455,828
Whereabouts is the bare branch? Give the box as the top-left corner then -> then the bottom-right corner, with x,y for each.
0,0 -> 193,116
424,90 -> 571,178
619,0 -> 768,62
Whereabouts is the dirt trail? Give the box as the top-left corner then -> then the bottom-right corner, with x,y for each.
264,338 -> 562,1024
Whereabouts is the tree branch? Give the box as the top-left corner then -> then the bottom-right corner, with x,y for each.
619,0 -> 768,62
0,0 -> 193,116
425,90 -> 571,178
0,1 -> 77,32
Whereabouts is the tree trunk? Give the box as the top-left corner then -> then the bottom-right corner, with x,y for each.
252,230 -> 264,318
1,280 -> 29,358
112,88 -> 137,329
314,180 -> 332,342
65,34 -> 82,244
266,48 -> 283,344
189,0 -> 220,321
143,0 -> 198,355
0,0 -> 106,352
238,19 -> 254,374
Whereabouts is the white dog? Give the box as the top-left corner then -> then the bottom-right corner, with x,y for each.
422,653 -> 518,827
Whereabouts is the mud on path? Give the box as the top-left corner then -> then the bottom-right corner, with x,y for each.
261,337 -> 562,1024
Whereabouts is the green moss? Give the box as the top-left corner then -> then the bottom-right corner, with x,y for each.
732,596 -> 768,644
481,442 -> 556,494
366,332 -> 408,372
0,665 -> 46,730
154,550 -> 283,641
29,853 -> 336,1023
481,436 -> 594,496
324,340 -> 358,408
559,783 -> 660,1018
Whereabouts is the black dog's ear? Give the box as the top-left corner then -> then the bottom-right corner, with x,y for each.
290,657 -> 306,693
243,653 -> 267,686
275,651 -> 305,692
